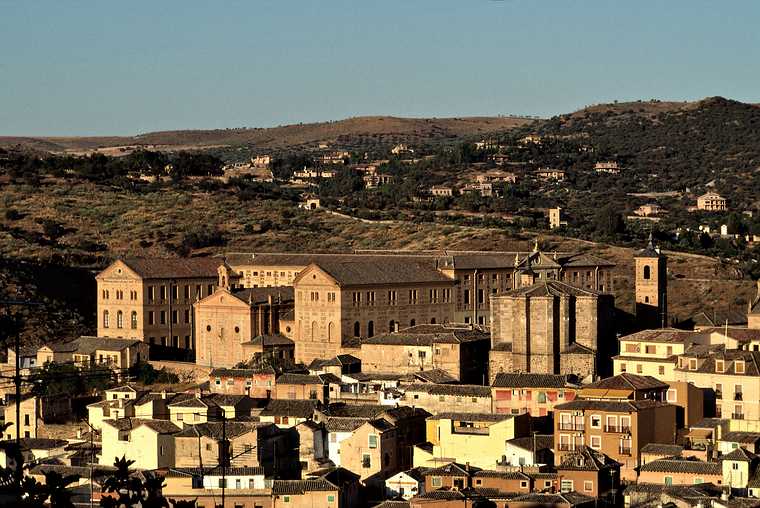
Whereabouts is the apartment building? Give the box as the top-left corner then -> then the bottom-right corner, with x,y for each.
613,329 -> 700,380
415,412 -> 530,470
554,373 -> 677,481
400,384 -> 492,415
96,257 -> 220,349
491,373 -> 580,417
697,192 -> 727,212
36,336 -> 148,372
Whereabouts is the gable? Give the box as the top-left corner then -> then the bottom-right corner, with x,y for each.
293,264 -> 339,288
197,288 -> 251,309
96,260 -> 142,281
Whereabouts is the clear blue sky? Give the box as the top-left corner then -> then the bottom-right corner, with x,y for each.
2,1 -> 759,136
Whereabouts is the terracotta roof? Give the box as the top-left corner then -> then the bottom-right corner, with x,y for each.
276,373 -> 323,385
429,412 -> 512,422
373,502 -> 411,508
260,399 -> 319,418
300,258 -> 452,287
46,336 -> 142,354
164,466 -> 264,477
640,457 -> 721,475
510,492 -> 595,506
686,310 -> 748,328
230,287 -> 294,305
618,328 -> 699,344
18,438 -> 68,450
584,373 -> 668,391
174,421 -> 265,440
557,446 -> 619,471
506,435 -> 554,453
243,334 -> 295,347
492,372 -> 576,389
641,443 -> 684,456
722,448 -> 758,462
403,383 -> 491,398
413,369 -> 459,384
323,417 -> 368,433
210,367 -> 276,377
363,324 -> 489,346
271,478 -> 337,494
424,462 -> 480,477
473,470 -> 530,480
555,399 -> 671,412
320,403 -> 388,418
119,257 -> 221,279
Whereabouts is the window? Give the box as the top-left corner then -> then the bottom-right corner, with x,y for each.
643,265 -> 651,279
160,285 -> 167,300
184,285 -> 190,300
560,480 -> 573,493
367,321 -> 374,337
590,415 -> 601,429
184,310 -> 190,323
584,481 -> 593,492
327,292 -> 336,303
590,435 -> 601,449
409,289 -> 418,304
736,361 -> 746,374
620,363 -> 626,372
131,311 -> 138,329
666,389 -> 677,402
148,311 -> 155,325
664,476 -> 673,486
103,310 -> 109,328
520,481 -> 528,489
172,310 -> 178,324
160,311 -> 166,325
354,322 -> 360,337
645,345 -> 656,354
368,434 -> 378,449
327,495 -> 335,503
388,290 -> 397,305
352,292 -> 361,306
431,476 -> 442,487
463,289 -> 470,305
283,496 -> 290,503
636,364 -> 643,374
218,479 -> 227,488
659,366 -> 665,376
716,360 -> 725,373
24,414 -> 30,426
362,454 -> 371,468
694,478 -> 704,484
715,383 -> 723,399
215,378 -> 221,385
689,359 -> 697,370
366,291 -> 375,305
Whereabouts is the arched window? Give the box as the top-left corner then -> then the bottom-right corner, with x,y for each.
410,319 -> 416,327
643,265 -> 651,280
368,321 -> 374,338
116,311 -> 123,329
311,321 -> 318,341
327,322 -> 334,342
130,311 -> 137,329
103,310 -> 109,328
389,320 -> 396,333
354,322 -> 361,337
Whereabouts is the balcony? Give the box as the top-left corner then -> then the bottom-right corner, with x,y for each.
619,447 -> 632,456
732,413 -> 745,420
605,426 -> 632,434
558,423 -> 585,431
715,391 -> 722,400
735,393 -> 743,401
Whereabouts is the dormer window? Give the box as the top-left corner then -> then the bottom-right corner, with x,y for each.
736,361 -> 745,374
689,359 -> 697,371
716,360 -> 725,373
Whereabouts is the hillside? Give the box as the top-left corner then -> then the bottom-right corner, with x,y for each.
0,115 -> 534,154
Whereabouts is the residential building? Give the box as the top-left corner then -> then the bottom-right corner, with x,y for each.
638,457 -> 722,486
548,207 -> 567,229
634,203 -> 663,217
697,192 -> 727,212
415,412 -> 530,469
503,435 -> 554,466
272,373 -> 342,403
360,324 -> 490,384
100,418 -> 180,469
258,399 -> 320,428
555,446 -> 621,499
594,161 -> 621,174
430,186 -> 454,197
95,257 -> 220,349
208,367 -> 277,398
3,395 -> 38,439
613,328 -> 701,380
386,467 -> 427,500
36,336 -> 148,372
491,373 -> 580,417
554,374 -> 677,480
750,281 -> 760,330
536,167 -> 566,181
400,384 -> 492,415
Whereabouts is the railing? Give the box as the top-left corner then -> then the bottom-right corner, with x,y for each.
732,413 -> 745,420
715,391 -> 722,399
605,426 -> 632,434
558,423 -> 584,431
619,447 -> 632,456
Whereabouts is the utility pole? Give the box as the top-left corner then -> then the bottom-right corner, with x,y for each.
0,299 -> 42,484
221,413 -> 227,508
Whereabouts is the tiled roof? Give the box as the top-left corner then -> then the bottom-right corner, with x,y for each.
174,421 -> 262,440
506,435 -> 554,453
243,334 -> 295,347
164,466 -> 264,477
108,386 -> 138,393
323,417 -> 368,433
473,470 -> 529,480
373,501 -> 411,508
618,328 -> 698,344
555,399 -> 671,412
276,373 -> 323,385
677,350 -> 760,376
687,310 -> 748,328
702,326 -> 760,344
260,399 -> 319,418
403,383 -> 491,398
413,369 -> 459,384
511,492 -> 595,506
492,372 -> 576,389
641,443 -> 684,456
424,462 -> 479,477
502,280 -> 601,298
119,257 -> 221,279
363,324 -> 489,346
230,287 -> 294,305
584,373 -> 668,391
722,448 -> 758,462
721,432 -> 760,444
271,479 -> 337,495
18,438 -> 68,450
301,258 -> 452,287
210,367 -> 276,377
640,457 -> 721,475
557,446 -> 619,471
47,336 -> 142,354
320,403 -> 387,418
429,412 -> 512,422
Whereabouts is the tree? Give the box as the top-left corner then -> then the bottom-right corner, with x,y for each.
593,204 -> 626,239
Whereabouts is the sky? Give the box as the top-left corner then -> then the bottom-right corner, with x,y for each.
2,1 -> 760,136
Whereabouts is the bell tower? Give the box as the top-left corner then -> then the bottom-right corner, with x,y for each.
634,233 -> 667,328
